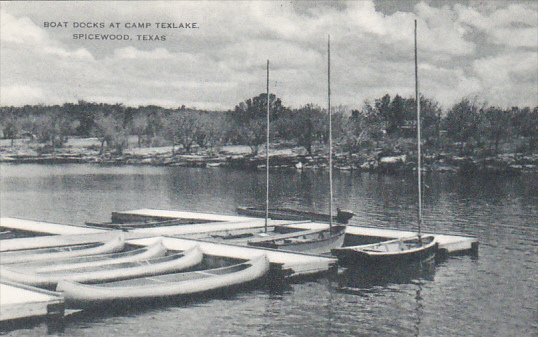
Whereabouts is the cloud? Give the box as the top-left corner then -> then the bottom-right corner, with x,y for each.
0,1 -> 536,110
113,47 -> 174,60
455,3 -> 538,48
0,9 -> 47,44
0,85 -> 46,106
0,10 -> 94,60
473,51 -> 538,107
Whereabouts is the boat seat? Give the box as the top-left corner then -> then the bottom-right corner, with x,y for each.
247,229 -> 321,244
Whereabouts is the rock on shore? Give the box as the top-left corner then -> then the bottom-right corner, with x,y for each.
1,143 -> 537,174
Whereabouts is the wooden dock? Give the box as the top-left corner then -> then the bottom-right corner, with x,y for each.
0,217 -> 337,278
0,280 -> 64,322
114,209 -> 478,255
0,210 -> 478,323
281,222 -> 479,255
129,236 -> 337,277
0,217 -> 105,236
111,209 -> 260,224
1,210 -> 479,255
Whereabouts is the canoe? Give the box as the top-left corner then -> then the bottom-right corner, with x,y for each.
1,245 -> 203,289
0,233 -> 125,264
331,235 -> 438,267
248,225 -> 346,254
56,255 -> 269,306
9,240 -> 167,273
237,206 -> 354,224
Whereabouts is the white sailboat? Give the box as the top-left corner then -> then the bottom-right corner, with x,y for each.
246,41 -> 346,253
332,20 -> 438,266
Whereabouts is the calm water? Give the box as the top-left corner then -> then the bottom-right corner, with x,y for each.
0,164 -> 537,337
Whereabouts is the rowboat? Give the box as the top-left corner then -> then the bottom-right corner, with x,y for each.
1,245 -> 203,289
238,55 -> 346,256
331,235 -> 438,267
0,233 -> 125,264
56,255 -> 269,307
248,225 -> 346,254
333,22 -> 441,268
7,240 -> 167,273
237,207 -> 354,224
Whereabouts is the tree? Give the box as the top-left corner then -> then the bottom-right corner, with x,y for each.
512,106 -> 538,153
344,103 -> 385,154
386,94 -> 406,135
444,98 -> 482,154
28,107 -> 79,151
93,112 -> 127,155
164,110 -> 199,154
479,106 -> 512,154
130,114 -> 147,148
232,93 -> 285,122
141,107 -> 164,146
1,113 -> 20,147
284,104 -> 326,154
418,96 -> 442,149
239,119 -> 266,155
193,112 -> 225,152
375,94 -> 392,134
231,93 -> 288,155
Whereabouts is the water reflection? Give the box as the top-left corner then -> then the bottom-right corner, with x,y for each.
337,260 -> 436,291
414,280 -> 424,337
337,262 -> 434,337
1,164 -> 537,337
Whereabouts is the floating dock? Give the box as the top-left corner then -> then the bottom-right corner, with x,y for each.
0,217 -> 337,278
1,210 -> 479,255
0,210 -> 478,322
110,209 -> 479,255
111,209 -> 260,224
0,280 -> 64,323
129,236 -> 337,277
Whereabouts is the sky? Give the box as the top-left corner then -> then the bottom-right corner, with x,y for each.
0,0 -> 537,111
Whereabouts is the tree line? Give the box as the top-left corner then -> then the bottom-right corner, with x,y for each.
1,95 -> 537,156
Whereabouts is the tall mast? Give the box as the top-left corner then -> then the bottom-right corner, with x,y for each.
265,60 -> 270,233
415,20 -> 422,237
328,35 -> 333,231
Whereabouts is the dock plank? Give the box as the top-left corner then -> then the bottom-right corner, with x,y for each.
112,209 -> 259,223
128,236 -> 337,277
129,219 -> 297,236
344,225 -> 478,253
0,217 -> 105,235
0,281 -> 64,322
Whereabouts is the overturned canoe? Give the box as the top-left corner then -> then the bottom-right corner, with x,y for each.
331,235 -> 438,267
57,255 -> 269,306
0,233 -> 125,264
248,225 -> 346,254
237,206 -> 354,224
12,240 -> 167,273
1,245 -> 203,289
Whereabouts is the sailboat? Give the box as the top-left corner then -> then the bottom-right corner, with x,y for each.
246,40 -> 346,253
236,206 -> 354,224
331,21 -> 438,266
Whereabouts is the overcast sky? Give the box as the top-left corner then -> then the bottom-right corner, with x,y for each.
1,1 -> 536,111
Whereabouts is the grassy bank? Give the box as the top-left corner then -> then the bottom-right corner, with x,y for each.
1,136 -> 536,175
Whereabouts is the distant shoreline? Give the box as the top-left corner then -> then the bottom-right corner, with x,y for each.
1,140 -> 536,175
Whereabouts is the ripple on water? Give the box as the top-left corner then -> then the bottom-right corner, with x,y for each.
0,166 -> 536,337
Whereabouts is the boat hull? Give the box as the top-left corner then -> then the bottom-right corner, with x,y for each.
0,234 -> 125,264
332,235 -> 438,267
56,255 -> 269,307
237,207 -> 354,224
1,246 -> 202,289
249,225 -> 346,254
13,240 -> 167,273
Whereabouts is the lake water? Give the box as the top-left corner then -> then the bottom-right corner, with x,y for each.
0,164 -> 536,337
